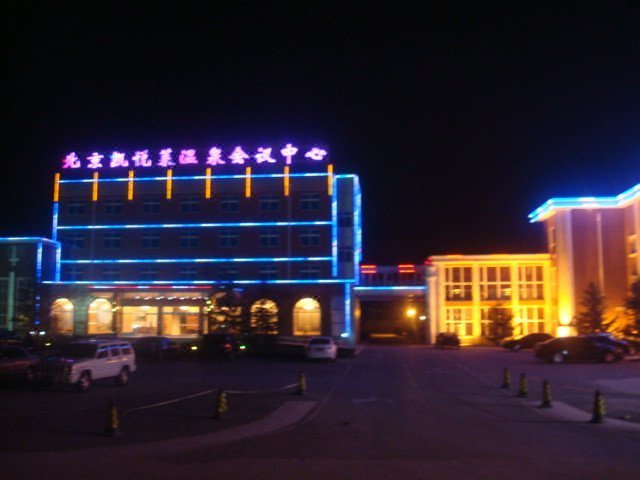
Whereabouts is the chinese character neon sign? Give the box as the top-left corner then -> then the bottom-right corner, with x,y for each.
61,144 -> 328,169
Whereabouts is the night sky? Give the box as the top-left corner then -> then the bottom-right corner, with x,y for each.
1,3 -> 639,264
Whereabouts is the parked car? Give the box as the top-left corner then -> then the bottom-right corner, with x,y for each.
583,333 -> 637,356
534,336 -> 624,364
435,332 -> 460,349
132,336 -> 182,361
502,332 -> 553,351
198,333 -> 240,360
0,344 -> 40,384
305,336 -> 337,361
36,339 -> 137,391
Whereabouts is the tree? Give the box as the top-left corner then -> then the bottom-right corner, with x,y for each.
624,278 -> 640,336
250,303 -> 278,335
208,290 -> 243,333
574,282 -> 609,334
487,302 -> 513,342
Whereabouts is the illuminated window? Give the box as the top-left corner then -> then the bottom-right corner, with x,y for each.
104,200 -> 123,214
444,267 -> 472,301
301,194 -> 321,211
518,265 -> 544,300
68,201 -> 86,215
220,195 -> 240,213
50,298 -> 74,335
181,197 -> 200,213
180,231 -> 199,248
445,307 -> 473,336
259,194 -> 280,212
103,233 -> 122,249
259,229 -> 279,247
87,298 -> 113,334
142,198 -> 161,214
141,232 -> 160,248
162,306 -> 200,335
293,298 -> 321,336
250,299 -> 279,334
121,306 -> 158,335
515,307 -> 546,335
300,228 -> 320,246
480,266 -> 511,300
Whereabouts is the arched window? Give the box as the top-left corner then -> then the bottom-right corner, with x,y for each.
250,299 -> 279,334
87,298 -> 114,334
293,298 -> 321,336
50,298 -> 74,335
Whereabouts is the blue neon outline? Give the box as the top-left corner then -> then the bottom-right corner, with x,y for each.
55,243 -> 61,281
61,256 -> 333,264
331,175 -> 338,277
58,172 -> 330,183
354,286 -> 427,291
344,282 -> 352,338
36,242 -> 43,284
353,175 -> 362,283
0,237 -> 59,245
52,202 -> 59,241
56,221 -> 332,230
44,279 -> 356,285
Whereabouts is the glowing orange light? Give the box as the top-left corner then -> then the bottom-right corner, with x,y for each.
284,166 -> 290,196
92,172 -> 99,201
127,170 -> 134,200
205,167 -> 212,199
245,167 -> 252,198
327,164 -> 333,196
166,169 -> 173,199
53,173 -> 60,202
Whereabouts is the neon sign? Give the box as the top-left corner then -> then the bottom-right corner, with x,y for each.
61,144 -> 328,169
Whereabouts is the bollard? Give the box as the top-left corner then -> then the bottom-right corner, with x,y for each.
295,372 -> 307,395
539,379 -> 552,408
500,367 -> 511,389
516,373 -> 528,398
105,400 -> 121,436
213,389 -> 228,420
590,390 -> 605,424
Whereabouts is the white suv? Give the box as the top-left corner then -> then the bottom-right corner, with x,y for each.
39,339 -> 137,392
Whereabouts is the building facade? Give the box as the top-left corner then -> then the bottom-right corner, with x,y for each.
45,155 -> 361,342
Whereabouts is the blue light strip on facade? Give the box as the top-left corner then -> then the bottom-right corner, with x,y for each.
58,172 -> 330,183
45,279 -> 356,286
354,286 -> 427,291
353,175 -> 362,284
55,243 -> 61,281
52,202 -> 59,241
343,283 -> 352,338
57,221 -> 332,230
36,242 -> 43,283
62,256 -> 333,264
0,237 -> 59,245
331,175 -> 338,277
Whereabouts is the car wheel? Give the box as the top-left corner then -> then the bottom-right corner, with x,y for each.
551,353 -> 565,364
602,352 -> 616,363
77,371 -> 91,392
23,366 -> 35,383
116,366 -> 130,386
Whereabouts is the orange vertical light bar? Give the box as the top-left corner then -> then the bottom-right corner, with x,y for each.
53,173 -> 60,202
284,166 -> 290,196
327,164 -> 333,195
127,170 -> 134,200
245,167 -> 252,198
92,172 -> 99,201
166,169 -> 173,199
205,167 -> 212,199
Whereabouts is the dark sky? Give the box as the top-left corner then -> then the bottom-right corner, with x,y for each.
1,3 -> 639,264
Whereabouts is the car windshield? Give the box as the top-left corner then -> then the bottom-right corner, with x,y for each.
309,338 -> 331,345
60,343 -> 98,358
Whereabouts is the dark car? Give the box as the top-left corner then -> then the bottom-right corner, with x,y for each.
583,333 -> 637,356
198,333 -> 240,360
502,332 -> 553,351
0,344 -> 40,383
435,332 -> 460,349
534,336 -> 624,364
132,336 -> 182,361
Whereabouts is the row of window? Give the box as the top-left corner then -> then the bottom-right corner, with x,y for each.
64,264 -> 325,281
445,306 -> 546,337
64,229 -> 327,249
65,194 -> 330,215
443,266 -> 545,301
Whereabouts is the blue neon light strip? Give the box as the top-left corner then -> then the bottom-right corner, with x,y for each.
57,221 -> 331,230
52,202 -> 59,241
0,237 -> 59,245
528,181 -> 640,222
58,172 -> 330,183
344,283 -> 352,337
55,243 -> 61,281
353,175 -> 362,283
44,279 -> 355,286
331,175 -> 338,277
62,256 -> 333,264
354,286 -> 427,291
36,242 -> 43,283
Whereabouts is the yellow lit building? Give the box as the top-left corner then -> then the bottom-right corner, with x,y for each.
428,254 -> 553,345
